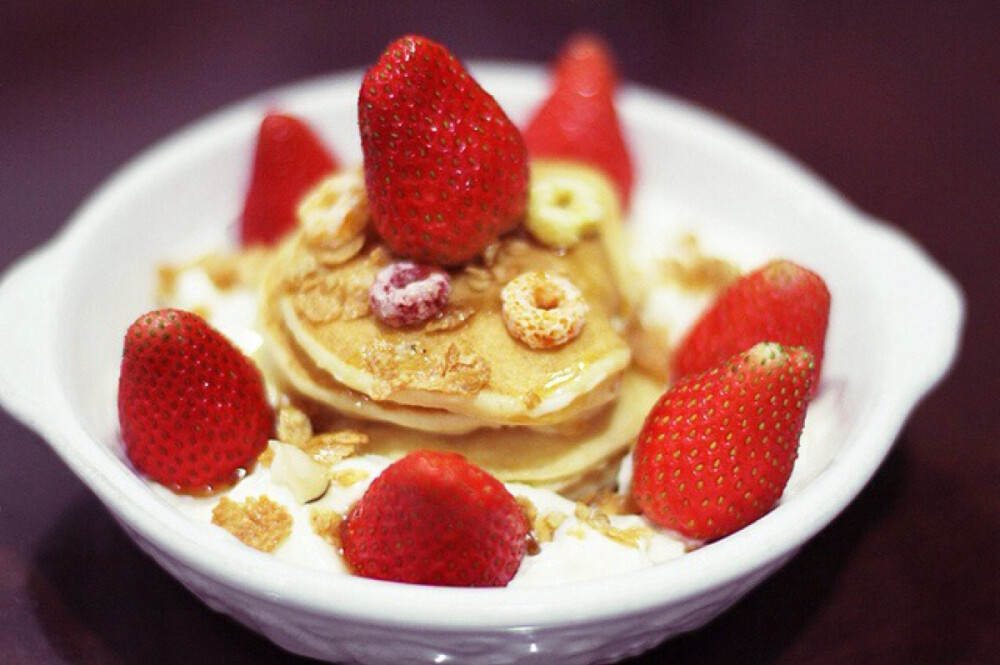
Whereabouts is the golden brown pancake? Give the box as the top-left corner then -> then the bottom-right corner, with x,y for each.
357,368 -> 661,491
262,225 -> 633,426
255,160 -> 662,490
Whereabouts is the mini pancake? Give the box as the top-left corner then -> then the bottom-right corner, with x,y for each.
254,160 -> 662,492
262,225 -> 634,427
353,368 -> 662,492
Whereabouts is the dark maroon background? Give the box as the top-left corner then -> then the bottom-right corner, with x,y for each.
1,2 -> 996,663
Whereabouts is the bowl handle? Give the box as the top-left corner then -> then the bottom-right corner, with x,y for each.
860,217 -> 965,396
0,242 -> 67,438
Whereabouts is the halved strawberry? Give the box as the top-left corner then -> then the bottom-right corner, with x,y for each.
672,259 -> 831,395
632,342 -> 815,540
340,450 -> 529,587
359,35 -> 529,266
239,112 -> 338,246
522,33 -> 634,208
117,308 -> 272,494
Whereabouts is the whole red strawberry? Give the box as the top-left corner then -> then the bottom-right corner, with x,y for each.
341,450 -> 529,587
632,342 -> 815,540
239,112 -> 338,246
522,33 -> 634,208
358,35 -> 529,266
672,259 -> 831,395
117,308 -> 272,494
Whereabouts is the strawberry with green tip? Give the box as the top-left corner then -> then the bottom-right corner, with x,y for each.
239,111 -> 338,246
522,33 -> 634,208
672,259 -> 831,395
358,34 -> 529,266
117,308 -> 272,494
632,342 -> 815,541
341,450 -> 529,587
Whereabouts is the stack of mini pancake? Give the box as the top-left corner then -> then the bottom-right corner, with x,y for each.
257,162 -> 662,495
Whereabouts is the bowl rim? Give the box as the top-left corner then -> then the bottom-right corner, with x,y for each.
1,62 -> 964,630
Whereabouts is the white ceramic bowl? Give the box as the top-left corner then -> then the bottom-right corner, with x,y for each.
0,64 -> 962,664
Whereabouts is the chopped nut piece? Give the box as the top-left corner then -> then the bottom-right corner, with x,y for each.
292,269 -> 372,324
157,248 -> 269,302
282,251 -> 320,289
190,304 -> 210,320
328,467 -> 370,487
271,442 -> 331,504
276,405 -> 314,447
482,241 -> 502,267
423,304 -> 476,333
367,245 -> 393,267
574,502 -> 652,549
658,233 -> 740,293
315,233 -> 366,266
298,169 -> 369,251
627,323 -> 672,382
258,443 -> 276,468
520,391 -> 541,410
518,495 -> 538,524
156,264 -> 180,301
211,496 -> 292,552
198,252 -> 244,291
517,495 -> 567,551
538,512 -> 568,544
518,496 -> 542,555
463,265 -> 494,293
576,488 -> 639,516
302,430 -> 369,465
292,283 -> 339,323
309,508 -> 345,549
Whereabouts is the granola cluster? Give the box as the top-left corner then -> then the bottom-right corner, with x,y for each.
361,339 -> 490,399
212,403 -> 372,554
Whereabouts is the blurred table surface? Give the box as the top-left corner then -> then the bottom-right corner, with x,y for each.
1,2 -> 997,663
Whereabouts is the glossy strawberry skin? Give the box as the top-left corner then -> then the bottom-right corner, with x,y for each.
632,342 -> 815,541
358,35 -> 529,266
341,450 -> 529,587
239,112 -> 338,246
117,309 -> 272,495
522,33 -> 634,208
672,259 -> 831,395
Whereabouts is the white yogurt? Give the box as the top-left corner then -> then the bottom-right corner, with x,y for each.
149,227 -> 751,585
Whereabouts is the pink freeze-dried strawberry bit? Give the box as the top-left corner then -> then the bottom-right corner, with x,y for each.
369,262 -> 450,327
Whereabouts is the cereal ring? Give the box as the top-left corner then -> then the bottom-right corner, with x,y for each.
525,161 -> 617,249
526,173 -> 604,248
297,168 -> 369,250
500,271 -> 589,349
369,262 -> 451,328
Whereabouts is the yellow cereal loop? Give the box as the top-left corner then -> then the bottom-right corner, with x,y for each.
500,271 -> 589,349
525,161 -> 618,249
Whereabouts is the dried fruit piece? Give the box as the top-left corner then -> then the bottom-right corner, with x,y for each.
369,261 -> 451,327
500,271 -> 589,349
